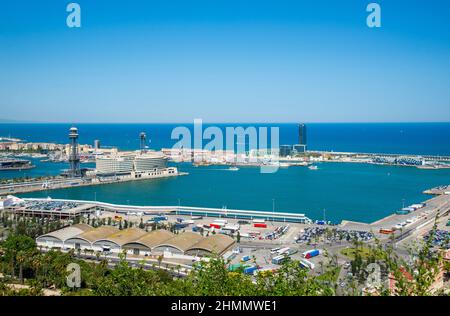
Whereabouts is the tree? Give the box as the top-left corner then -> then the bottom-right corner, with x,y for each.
1,234 -> 36,279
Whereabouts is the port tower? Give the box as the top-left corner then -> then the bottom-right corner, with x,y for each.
140,132 -> 147,153
68,127 -> 81,177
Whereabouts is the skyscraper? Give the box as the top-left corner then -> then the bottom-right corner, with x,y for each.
139,132 -> 147,153
298,123 -> 307,147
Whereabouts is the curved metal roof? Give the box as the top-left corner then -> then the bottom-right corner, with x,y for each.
122,229 -> 175,250
154,232 -> 203,252
187,234 -> 235,255
66,225 -> 119,243
94,227 -> 147,246
36,224 -> 93,243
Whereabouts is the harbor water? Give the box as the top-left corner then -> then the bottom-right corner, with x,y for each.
2,123 -> 450,223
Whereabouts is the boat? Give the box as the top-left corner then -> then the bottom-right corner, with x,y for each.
228,166 -> 239,171
308,165 -> 318,170
0,159 -> 35,171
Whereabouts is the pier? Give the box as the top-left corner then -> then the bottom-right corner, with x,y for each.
311,150 -> 450,163
0,168 -> 186,195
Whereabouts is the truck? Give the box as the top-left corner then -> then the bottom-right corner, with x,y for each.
302,249 -> 320,259
214,219 -> 228,224
277,247 -> 290,255
241,255 -> 251,262
252,219 -> 266,223
299,259 -> 315,270
270,247 -> 281,254
243,265 -> 259,275
151,216 -> 167,222
254,223 -> 267,228
174,223 -> 188,229
228,263 -> 246,272
287,248 -> 298,256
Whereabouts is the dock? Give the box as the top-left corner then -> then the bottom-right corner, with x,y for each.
0,170 -> 188,195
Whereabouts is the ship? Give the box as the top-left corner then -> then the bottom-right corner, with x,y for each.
308,165 -> 318,170
0,159 -> 35,171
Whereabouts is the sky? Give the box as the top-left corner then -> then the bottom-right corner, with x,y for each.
0,0 -> 450,123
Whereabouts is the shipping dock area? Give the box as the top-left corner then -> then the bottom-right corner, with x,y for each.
1,185 -> 449,282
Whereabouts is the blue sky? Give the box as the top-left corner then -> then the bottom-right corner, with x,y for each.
1,0 -> 450,123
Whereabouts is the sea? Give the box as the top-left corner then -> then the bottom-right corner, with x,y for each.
2,123 -> 450,224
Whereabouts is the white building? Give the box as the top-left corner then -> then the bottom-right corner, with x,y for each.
96,151 -> 168,175
96,155 -> 134,175
134,152 -> 168,171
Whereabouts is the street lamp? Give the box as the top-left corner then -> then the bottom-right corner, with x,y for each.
272,198 -> 275,223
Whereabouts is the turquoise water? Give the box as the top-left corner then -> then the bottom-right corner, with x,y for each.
4,123 -> 450,223
17,162 -> 450,224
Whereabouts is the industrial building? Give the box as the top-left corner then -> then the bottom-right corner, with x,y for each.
152,232 -> 204,255
185,234 -> 236,257
92,227 -> 147,253
63,226 -> 119,251
36,225 -> 235,257
35,224 -> 94,249
122,230 -> 176,256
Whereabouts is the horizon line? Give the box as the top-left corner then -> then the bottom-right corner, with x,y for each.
2,121 -> 450,125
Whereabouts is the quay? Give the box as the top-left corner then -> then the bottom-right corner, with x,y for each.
4,184 -> 450,233
0,168 -> 187,195
311,150 -> 450,163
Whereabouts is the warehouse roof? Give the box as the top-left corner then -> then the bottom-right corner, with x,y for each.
94,227 -> 147,246
123,229 -> 175,250
36,224 -> 94,243
187,234 -> 235,255
68,225 -> 119,243
155,232 -> 203,252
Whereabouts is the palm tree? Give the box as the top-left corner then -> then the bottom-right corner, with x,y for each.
157,255 -> 163,269
16,250 -> 27,284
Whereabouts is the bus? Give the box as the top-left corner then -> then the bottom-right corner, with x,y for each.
272,255 -> 289,265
